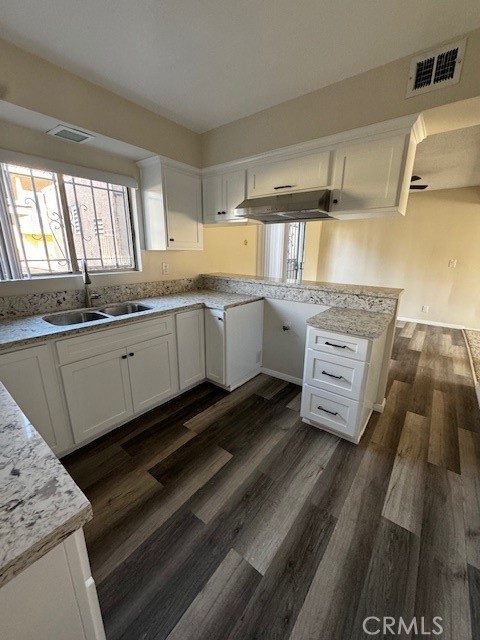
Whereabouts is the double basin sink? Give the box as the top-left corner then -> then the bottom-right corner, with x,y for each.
43,302 -> 152,326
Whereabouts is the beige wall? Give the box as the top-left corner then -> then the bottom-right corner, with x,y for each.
0,38 -> 201,167
201,28 -> 480,166
315,188 -> 480,329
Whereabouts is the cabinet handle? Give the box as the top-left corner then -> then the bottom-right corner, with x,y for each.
317,405 -> 339,416
332,199 -> 339,204
121,354 -> 127,359
129,352 -> 135,357
217,211 -> 222,215
322,370 -> 343,380
217,317 -> 223,321
273,185 -> 293,190
222,211 -> 226,215
169,238 -> 174,241
325,341 -> 349,350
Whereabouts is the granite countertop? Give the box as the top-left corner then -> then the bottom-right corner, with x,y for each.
203,273 -> 403,299
0,383 -> 91,588
307,306 -> 393,339
0,290 -> 263,352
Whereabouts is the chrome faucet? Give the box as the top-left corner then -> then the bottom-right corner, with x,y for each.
80,259 -> 101,308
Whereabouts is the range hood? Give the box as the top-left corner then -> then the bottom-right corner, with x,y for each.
235,189 -> 333,223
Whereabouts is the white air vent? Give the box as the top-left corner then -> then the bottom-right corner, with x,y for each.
406,39 -> 466,98
46,125 -> 95,144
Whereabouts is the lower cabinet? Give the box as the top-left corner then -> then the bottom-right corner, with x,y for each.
60,320 -> 179,445
205,301 -> 264,391
0,344 -> 70,454
176,309 -> 206,389
1,529 -> 105,640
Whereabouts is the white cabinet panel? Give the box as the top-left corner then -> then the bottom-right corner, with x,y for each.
247,150 -> 331,197
225,300 -> 263,389
304,349 -> 367,400
202,174 -> 223,223
301,383 -> 360,439
330,134 -> 408,215
202,169 -> 246,224
61,349 -> 133,443
128,334 -> 179,412
307,326 -> 371,362
163,165 -> 203,249
0,345 -> 70,454
205,309 -> 225,385
224,169 -> 247,221
176,309 -> 206,389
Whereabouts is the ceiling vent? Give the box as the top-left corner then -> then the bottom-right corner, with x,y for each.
46,125 -> 95,144
406,39 -> 466,98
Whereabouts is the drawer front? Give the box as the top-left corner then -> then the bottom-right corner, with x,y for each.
57,315 -> 174,364
307,326 -> 370,362
304,349 -> 367,400
301,384 -> 360,438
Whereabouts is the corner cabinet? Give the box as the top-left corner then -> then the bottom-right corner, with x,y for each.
139,157 -> 203,250
202,169 -> 247,224
205,301 -> 263,391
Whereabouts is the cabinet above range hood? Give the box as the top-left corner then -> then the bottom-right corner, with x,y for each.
234,189 -> 334,223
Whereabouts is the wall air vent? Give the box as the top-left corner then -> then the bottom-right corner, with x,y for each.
406,39 -> 466,98
46,125 -> 95,144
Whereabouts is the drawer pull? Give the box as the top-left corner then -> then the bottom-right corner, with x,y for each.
317,405 -> 339,416
322,370 -> 343,380
325,341 -> 351,350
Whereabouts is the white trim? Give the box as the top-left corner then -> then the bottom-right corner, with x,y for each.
261,367 -> 303,386
202,114 -> 424,172
373,399 -> 386,413
463,328 -> 480,409
137,154 -> 201,175
397,316 -> 465,329
0,148 -> 138,188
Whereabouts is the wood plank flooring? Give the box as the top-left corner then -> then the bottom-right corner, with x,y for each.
63,322 -> 480,640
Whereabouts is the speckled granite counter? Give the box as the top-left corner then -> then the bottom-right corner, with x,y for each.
0,290 -> 262,352
307,306 -> 393,339
200,273 -> 402,314
0,383 -> 91,588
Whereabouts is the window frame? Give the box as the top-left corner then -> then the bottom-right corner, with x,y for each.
0,157 -> 140,281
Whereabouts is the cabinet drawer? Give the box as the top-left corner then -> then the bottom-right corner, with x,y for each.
301,384 -> 360,439
307,326 -> 370,362
57,315 -> 174,364
304,349 -> 367,400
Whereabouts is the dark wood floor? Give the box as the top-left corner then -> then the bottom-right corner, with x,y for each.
63,323 -> 480,640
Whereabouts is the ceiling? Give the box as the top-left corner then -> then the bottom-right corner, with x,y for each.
1,1 -> 479,133
413,125 -> 480,191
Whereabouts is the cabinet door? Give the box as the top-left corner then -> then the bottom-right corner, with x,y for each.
331,134 -> 407,214
176,309 -> 206,390
224,169 -> 247,221
247,150 -> 331,197
205,309 -> 225,385
128,334 -> 179,413
61,349 -> 133,444
0,345 -> 69,453
163,165 -> 203,249
202,174 -> 224,223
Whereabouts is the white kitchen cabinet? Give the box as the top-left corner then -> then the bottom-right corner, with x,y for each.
176,309 -> 206,389
61,348 -> 134,444
128,334 -> 179,412
0,345 -> 71,454
247,149 -> 331,198
139,157 -> 203,250
301,325 -> 387,444
0,530 -> 105,640
203,169 -> 247,224
205,301 -> 263,391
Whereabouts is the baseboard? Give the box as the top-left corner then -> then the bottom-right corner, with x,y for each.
463,329 -> 480,410
373,399 -> 386,413
397,317 -> 464,330
261,368 -> 303,386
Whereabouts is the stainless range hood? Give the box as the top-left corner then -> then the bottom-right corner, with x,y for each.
235,189 -> 333,223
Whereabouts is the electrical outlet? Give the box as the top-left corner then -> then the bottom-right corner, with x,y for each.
422,305 -> 430,313
448,258 -> 457,268
162,262 -> 169,275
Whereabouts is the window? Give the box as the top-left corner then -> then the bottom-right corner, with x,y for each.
0,162 -> 137,280
263,222 -> 306,281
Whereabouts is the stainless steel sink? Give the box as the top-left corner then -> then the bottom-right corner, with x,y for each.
43,310 -> 110,326
99,303 -> 152,316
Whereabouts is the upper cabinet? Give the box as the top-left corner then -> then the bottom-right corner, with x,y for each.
203,169 -> 247,224
247,149 -> 331,198
330,125 -> 423,219
139,157 -> 203,250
